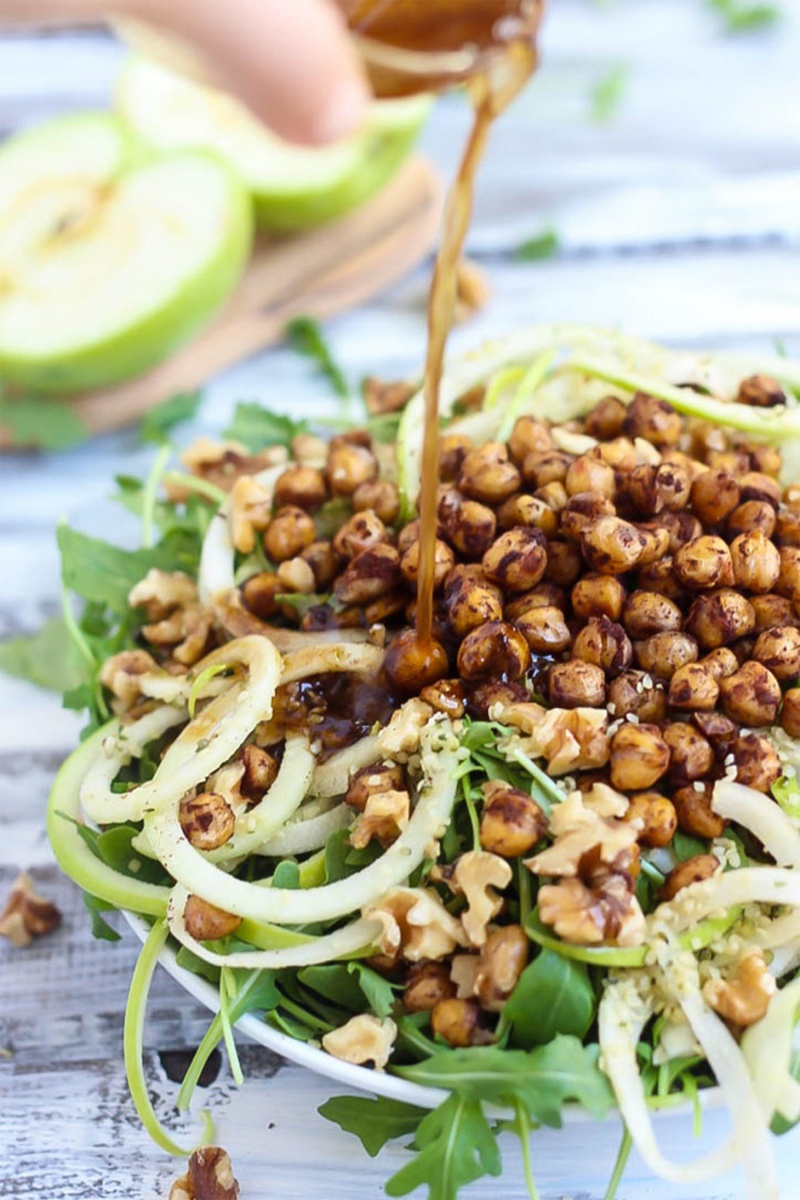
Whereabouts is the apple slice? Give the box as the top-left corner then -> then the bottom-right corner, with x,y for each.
0,113 -> 252,393
116,55 -> 431,233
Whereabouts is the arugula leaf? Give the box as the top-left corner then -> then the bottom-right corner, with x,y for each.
0,391 -> 88,451
272,860 -> 301,889
515,229 -> 560,262
502,951 -> 596,1047
57,525 -> 196,612
223,402 -> 309,452
347,961 -> 398,1020
0,616 -> 84,692
95,826 -> 171,885
318,1095 -> 427,1158
590,64 -> 629,122
673,830 -> 709,861
82,892 -> 121,942
706,0 -> 781,34
286,315 -> 349,399
139,391 -> 200,445
386,1094 -> 502,1199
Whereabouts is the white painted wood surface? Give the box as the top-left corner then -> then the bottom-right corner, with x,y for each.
1,3 -> 800,1197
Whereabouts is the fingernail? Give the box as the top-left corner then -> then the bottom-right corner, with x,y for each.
311,76 -> 371,143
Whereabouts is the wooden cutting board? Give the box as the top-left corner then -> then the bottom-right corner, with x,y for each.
0,156 -> 442,447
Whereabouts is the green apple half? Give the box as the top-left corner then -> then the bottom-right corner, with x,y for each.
116,56 -> 431,233
0,113 -> 252,393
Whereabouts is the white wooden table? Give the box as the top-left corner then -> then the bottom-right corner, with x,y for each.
2,3 -> 800,1197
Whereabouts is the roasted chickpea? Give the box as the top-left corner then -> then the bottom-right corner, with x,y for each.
273,464 -> 327,512
635,524 -> 672,566
241,571 -> 282,620
179,792 -> 235,851
352,478 -> 401,525
637,557 -> 687,603
719,661 -> 782,726
534,480 -> 569,514
668,662 -> 720,712
508,416 -> 553,466
777,547 -> 800,603
780,689 -> 800,738
728,529 -> 781,594
482,528 -> 548,593
457,620 -> 530,681
685,589 -> 756,649
580,516 -> 647,574
431,998 -> 486,1047
241,744 -> 279,799
401,538 -> 455,591
184,895 -> 242,940
671,783 -> 725,839
403,962 -> 457,1013
504,582 -> 566,621
737,373 -> 787,408
459,441 -> 522,505
700,647 -> 739,680
543,540 -> 582,587
739,471 -> 782,508
751,625 -> 800,681
635,631 -> 698,680
659,855 -> 718,901
496,493 -> 559,536
346,762 -> 406,812
466,679 -> 528,720
515,605 -> 572,654
522,450 -> 572,488
439,433 -> 473,481
607,671 -> 668,723
444,567 -> 504,637
749,444 -> 782,477
597,436 -> 642,473
692,710 -> 739,756
572,574 -> 627,621
730,733 -> 782,793
548,660 -> 607,708
623,591 -> 682,640
326,441 -> 378,496
689,469 -> 740,526
420,678 -> 467,718
475,925 -> 529,1012
301,540 -> 339,590
383,628 -> 449,694
727,500 -> 776,540
664,722 -> 714,786
585,395 -> 627,440
776,508 -> 800,547
479,780 -> 547,857
572,616 -> 633,677
627,461 -> 691,515
334,544 -> 402,605
624,792 -> 677,848
263,506 -> 316,563
658,511 -> 704,553
622,392 -> 682,447
560,493 -> 617,542
674,536 -> 734,591
275,556 -> 316,595
609,724 -> 670,791
565,449 -> 616,499
332,510 -> 388,561
439,492 -> 497,560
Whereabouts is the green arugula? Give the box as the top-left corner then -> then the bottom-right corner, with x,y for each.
515,229 -> 560,262
223,402 -> 309,452
139,391 -> 201,445
82,892 -> 122,942
318,1095 -> 427,1157
706,0 -> 781,33
286,315 -> 349,399
501,951 -> 596,1047
590,65 -> 629,122
773,774 -> 800,819
0,390 -> 88,451
386,1095 -> 502,1198
0,616 -> 84,693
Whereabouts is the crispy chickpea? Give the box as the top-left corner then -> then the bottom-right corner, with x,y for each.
543,539 -> 582,587
776,508 -> 800,547
508,416 -> 553,466
658,511 -> 703,553
383,628 -> 449,694
738,373 -> 787,408
273,464 -> 327,512
179,792 -> 235,851
727,500 -> 776,540
263,506 -> 316,563
749,444 -> 782,477
701,646 -> 739,680
777,547 -> 800,602
607,671 -> 668,723
560,493 -> 617,542
689,469 -> 740,526
276,556 -> 315,594
482,528 -> 548,593
707,448 -> 751,475
572,616 -> 633,677
241,744 -> 279,798
420,678 -> 467,718
674,536 -> 734,591
659,855 -> 718,902
730,733 -> 782,793
479,780 -> 547,857
628,461 -> 691,515
597,436 -> 640,473
637,558 -> 687,603
332,510 -> 388,561
580,516 -> 647,574
522,450 -> 572,488
729,529 -> 781,594
403,962 -> 457,1013
439,492 -> 497,560
719,661 -> 782,726
565,449 -> 616,499
352,478 -> 401,525
301,540 -> 339,590
346,762 -> 406,812
548,660 -> 607,708
444,566 -> 505,637
475,925 -> 529,1012
752,625 -> 800,681
636,524 -> 672,566
685,589 -> 756,649
184,895 -> 242,940
609,724 -> 670,791
431,998 -> 486,1047
457,621 -> 530,681
325,440 -> 378,496
438,432 -> 472,481
739,471 -> 782,508
664,723 -> 714,786
623,591 -> 682,640
624,792 -> 677,848
622,392 -> 682,447
672,783 -> 725,839
692,710 -> 739,756
466,679 -> 528,720
635,631 -> 698,680
496,493 -> 559,536
572,574 -> 627,621
504,582 -> 566,621
585,395 -> 627,440
241,571 -> 282,620
515,605 -> 572,654
334,544 -> 402,605
459,442 -> 521,505
780,689 -> 800,738
668,662 -> 720,712
401,538 -> 455,591
534,480 -> 569,513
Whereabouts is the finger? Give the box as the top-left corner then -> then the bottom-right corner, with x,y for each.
142,0 -> 371,145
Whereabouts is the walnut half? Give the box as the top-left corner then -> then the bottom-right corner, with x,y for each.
170,1146 -> 240,1200
0,872 -> 61,947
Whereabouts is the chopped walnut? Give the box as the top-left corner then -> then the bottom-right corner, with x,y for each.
377,698 -> 434,758
504,706 -> 610,776
169,1176 -> 193,1200
292,433 -> 328,467
454,257 -> 491,324
363,375 -> 416,416
99,649 -> 159,712
349,789 -> 410,849
206,761 -> 246,810
0,872 -> 61,947
702,949 -> 776,1028
364,886 -> 467,962
142,606 -> 212,666
450,953 -> 480,999
172,1145 -> 240,1200
129,569 -> 198,621
527,792 -> 638,877
322,1013 -> 397,1071
435,851 -> 513,947
228,476 -> 274,555
167,436 -> 286,499
538,875 -> 645,947
579,781 -> 630,819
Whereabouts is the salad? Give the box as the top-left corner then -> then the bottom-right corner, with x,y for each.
45,324 -> 800,1199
